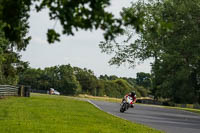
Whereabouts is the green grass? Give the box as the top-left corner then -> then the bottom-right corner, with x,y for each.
77,94 -> 122,103
0,94 -> 163,133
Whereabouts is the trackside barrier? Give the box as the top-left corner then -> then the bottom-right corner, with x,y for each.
0,85 -> 18,96
175,104 -> 200,109
137,99 -> 200,109
194,104 -> 200,109
18,85 -> 30,97
0,85 -> 30,97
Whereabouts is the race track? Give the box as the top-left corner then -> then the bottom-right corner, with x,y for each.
90,100 -> 200,133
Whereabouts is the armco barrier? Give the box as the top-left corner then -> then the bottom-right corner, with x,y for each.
137,99 -> 200,109
0,85 -> 18,96
175,104 -> 200,109
194,104 -> 200,109
0,85 -> 30,97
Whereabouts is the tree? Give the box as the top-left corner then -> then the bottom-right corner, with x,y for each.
19,64 -> 149,97
1,0 -> 124,45
74,67 -> 98,95
96,80 -> 105,96
19,65 -> 82,95
113,79 -> 132,97
0,0 -> 32,50
58,65 -> 81,95
36,0 -> 123,43
0,21 -> 28,85
0,0 -> 32,84
19,68 -> 43,89
99,74 -> 118,80
136,72 -> 151,89
100,0 -> 200,103
0,0 -> 125,83
122,77 -> 137,87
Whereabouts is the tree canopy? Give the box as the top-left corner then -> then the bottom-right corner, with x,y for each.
19,64 -> 149,97
0,0 -> 123,85
100,0 -> 200,104
1,0 -> 124,45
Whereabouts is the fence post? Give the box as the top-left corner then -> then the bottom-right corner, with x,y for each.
18,85 -> 24,97
24,86 -> 30,97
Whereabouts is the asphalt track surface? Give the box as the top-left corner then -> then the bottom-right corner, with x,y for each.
90,100 -> 200,133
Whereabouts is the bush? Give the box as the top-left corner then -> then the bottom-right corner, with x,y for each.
135,86 -> 148,97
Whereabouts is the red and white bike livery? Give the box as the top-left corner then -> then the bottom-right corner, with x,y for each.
120,96 -> 134,113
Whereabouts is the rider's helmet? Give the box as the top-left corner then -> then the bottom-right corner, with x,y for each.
131,91 -> 136,97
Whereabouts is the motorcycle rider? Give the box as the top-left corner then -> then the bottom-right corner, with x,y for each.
122,91 -> 137,108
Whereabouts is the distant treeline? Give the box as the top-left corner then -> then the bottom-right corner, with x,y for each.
19,64 -> 151,98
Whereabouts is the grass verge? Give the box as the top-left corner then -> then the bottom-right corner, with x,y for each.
0,94 -> 163,133
78,94 -> 122,103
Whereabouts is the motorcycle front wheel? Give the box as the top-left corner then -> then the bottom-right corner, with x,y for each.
120,103 -> 126,113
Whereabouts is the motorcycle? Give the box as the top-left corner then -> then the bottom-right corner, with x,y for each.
120,96 -> 134,113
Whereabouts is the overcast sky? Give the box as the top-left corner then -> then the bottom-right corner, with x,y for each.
20,0 -> 152,78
